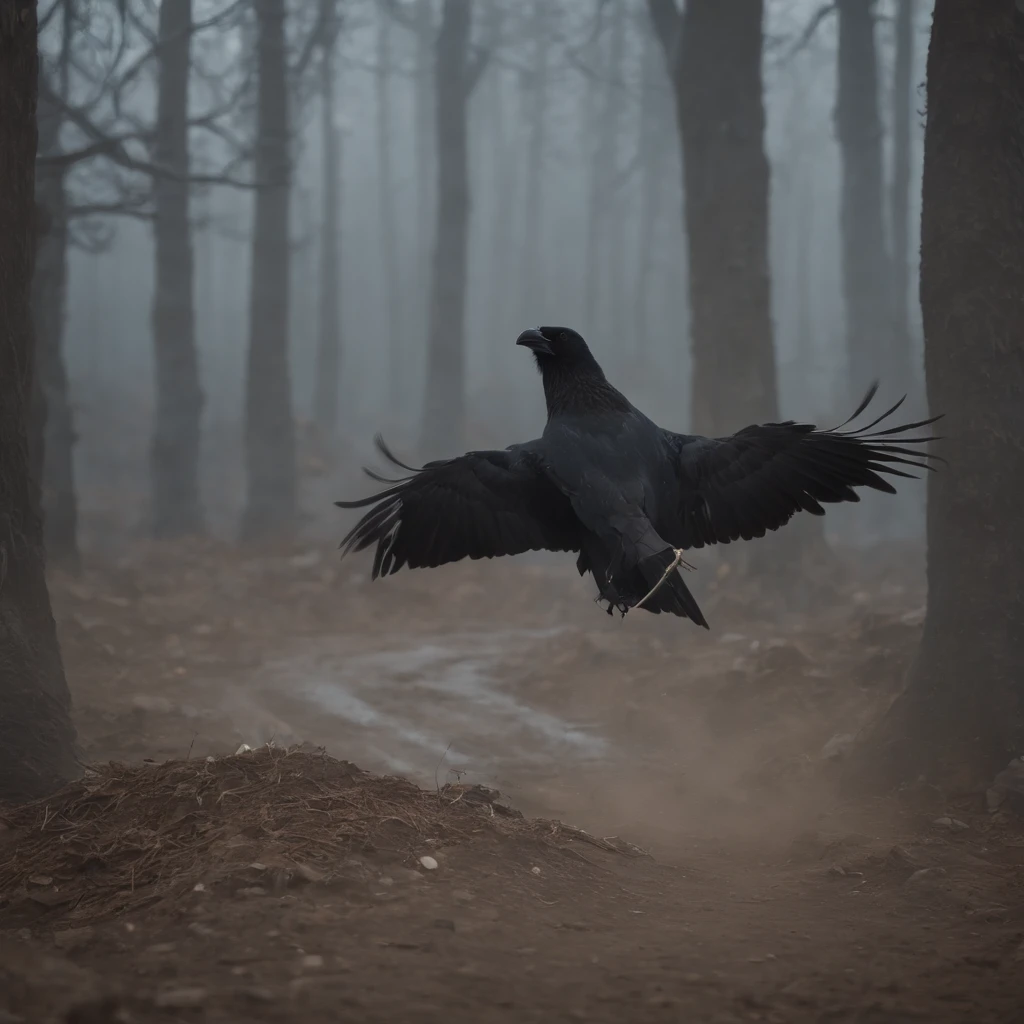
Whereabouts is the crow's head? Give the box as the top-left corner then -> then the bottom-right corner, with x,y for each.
516,326 -> 596,370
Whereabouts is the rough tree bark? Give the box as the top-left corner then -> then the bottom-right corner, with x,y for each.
151,0 -> 204,537
649,0 -> 778,436
872,0 -> 1024,792
420,0 -> 486,458
0,0 -> 79,803
890,0 -> 915,380
241,0 -> 297,540
313,0 -> 341,433
835,0 -> 904,398
33,1 -> 80,570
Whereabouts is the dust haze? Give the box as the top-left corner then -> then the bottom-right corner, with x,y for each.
6,1 -> 1023,1022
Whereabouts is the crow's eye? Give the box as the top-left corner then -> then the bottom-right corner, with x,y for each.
559,332 -> 568,342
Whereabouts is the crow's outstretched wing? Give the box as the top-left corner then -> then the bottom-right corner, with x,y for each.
336,437 -> 581,577
662,385 -> 942,549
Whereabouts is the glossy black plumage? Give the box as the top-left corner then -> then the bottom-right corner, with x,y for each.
337,327 -> 940,629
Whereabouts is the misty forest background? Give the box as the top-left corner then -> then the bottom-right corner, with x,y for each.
34,0 -> 929,565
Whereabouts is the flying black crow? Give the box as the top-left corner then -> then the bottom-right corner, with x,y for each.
336,327 -> 939,629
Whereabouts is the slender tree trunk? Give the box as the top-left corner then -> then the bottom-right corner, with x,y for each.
872,0 -> 1024,792
413,0 -> 434,340
634,18 -> 671,368
0,0 -> 78,802
602,0 -> 628,360
583,2 -> 610,334
420,0 -> 481,457
33,3 -> 80,571
651,0 -> 778,435
375,9 -> 403,412
519,0 -> 549,318
151,0 -> 204,537
313,21 -> 341,433
241,0 -> 297,540
889,0 -> 915,387
835,0 -> 899,398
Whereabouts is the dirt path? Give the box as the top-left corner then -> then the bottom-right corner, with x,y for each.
2,545 -> 1022,1022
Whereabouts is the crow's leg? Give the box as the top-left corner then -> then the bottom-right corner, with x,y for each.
633,548 -> 697,611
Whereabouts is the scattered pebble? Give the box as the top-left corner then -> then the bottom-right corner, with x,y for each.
531,866 -> 542,876
192,882 -> 206,892
932,816 -> 969,831
27,875 -> 53,887
419,856 -> 439,871
301,954 -> 324,969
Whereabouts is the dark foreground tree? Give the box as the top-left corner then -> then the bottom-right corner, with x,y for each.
420,0 -> 488,458
0,1 -> 79,802
151,0 -> 205,537
33,4 -> 79,571
241,0 -> 298,540
648,0 -> 778,437
872,0 -> 1024,792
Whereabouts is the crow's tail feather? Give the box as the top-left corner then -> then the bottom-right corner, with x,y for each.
629,550 -> 709,628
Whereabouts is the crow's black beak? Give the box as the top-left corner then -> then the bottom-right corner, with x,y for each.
516,328 -> 554,356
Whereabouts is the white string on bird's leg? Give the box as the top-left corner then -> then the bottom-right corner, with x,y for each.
633,548 -> 696,611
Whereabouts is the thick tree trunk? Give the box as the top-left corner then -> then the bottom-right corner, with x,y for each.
0,1 -> 79,803
835,0 -> 903,398
890,0 -> 915,382
420,0 -> 477,457
241,0 -> 297,540
33,36 -> 80,571
313,31 -> 341,433
872,0 -> 1024,792
151,0 -> 204,538
375,9 -> 403,412
653,0 -> 778,436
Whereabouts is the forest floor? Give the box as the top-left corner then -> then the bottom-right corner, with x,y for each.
2,541 -> 1023,1023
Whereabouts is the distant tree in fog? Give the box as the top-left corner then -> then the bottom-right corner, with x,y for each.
241,0 -> 298,539
648,0 -> 778,437
0,1 -> 79,801
419,0 -> 489,457
374,4 -> 404,411
874,0 -> 1024,791
835,0 -> 908,399
313,0 -> 343,433
889,0 -> 916,389
151,0 -> 204,538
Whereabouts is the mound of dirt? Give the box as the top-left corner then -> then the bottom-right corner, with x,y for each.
0,747 -> 643,929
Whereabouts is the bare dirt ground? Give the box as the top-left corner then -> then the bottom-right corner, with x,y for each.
2,541 -> 1023,1023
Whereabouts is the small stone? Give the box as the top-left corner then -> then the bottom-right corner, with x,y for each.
301,954 -> 324,969
27,875 -> 53,887
419,856 -> 439,871
155,987 -> 207,1009
145,942 -> 177,955
192,883 -> 206,892
239,886 -> 266,897
531,866 -> 542,876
